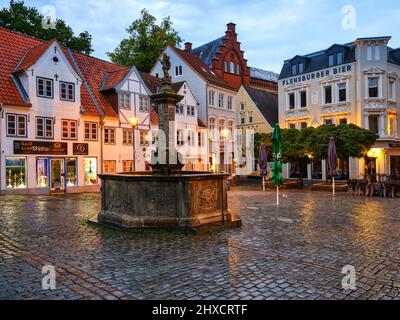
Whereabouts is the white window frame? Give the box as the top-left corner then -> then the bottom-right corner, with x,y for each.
7,114 -> 27,137
119,92 -> 130,110
218,93 -> 224,108
227,96 -> 233,110
323,85 -> 333,105
336,82 -> 348,103
388,78 -> 396,102
37,77 -> 53,99
36,117 -> 54,139
60,81 -> 75,101
299,90 -> 307,108
139,96 -> 149,112
84,122 -> 98,141
287,92 -> 295,110
104,127 -> 116,144
62,119 -> 77,140
122,128 -> 133,145
208,90 -> 215,106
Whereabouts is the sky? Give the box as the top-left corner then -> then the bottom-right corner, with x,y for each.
2,0 -> 400,73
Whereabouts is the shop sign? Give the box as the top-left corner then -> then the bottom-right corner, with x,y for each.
14,141 -> 68,155
73,143 -> 89,155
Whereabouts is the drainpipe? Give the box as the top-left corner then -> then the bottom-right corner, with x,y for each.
100,115 -> 105,174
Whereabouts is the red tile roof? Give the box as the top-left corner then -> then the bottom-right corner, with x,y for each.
0,27 -> 124,118
170,46 -> 237,92
101,67 -> 131,91
139,71 -> 185,94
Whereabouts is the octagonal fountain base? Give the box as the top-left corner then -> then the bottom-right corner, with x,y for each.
97,172 -> 241,234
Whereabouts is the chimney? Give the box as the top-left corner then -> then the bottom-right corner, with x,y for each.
184,42 -> 192,52
227,22 -> 236,33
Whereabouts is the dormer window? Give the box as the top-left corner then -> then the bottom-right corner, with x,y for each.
328,55 -> 335,67
298,63 -> 304,74
336,52 -> 343,65
291,64 -> 297,76
119,92 -> 130,109
37,77 -> 53,99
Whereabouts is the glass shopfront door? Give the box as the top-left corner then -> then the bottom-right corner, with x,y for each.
50,159 -> 65,191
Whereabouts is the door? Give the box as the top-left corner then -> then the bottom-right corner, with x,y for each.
50,159 -> 65,191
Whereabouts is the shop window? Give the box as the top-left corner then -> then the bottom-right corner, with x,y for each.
84,158 -> 97,185
339,118 -> 348,125
390,156 -> 400,180
325,119 -> 333,125
123,160 -> 133,172
66,158 -> 77,187
6,157 -> 26,189
36,158 -> 48,188
104,160 -> 116,174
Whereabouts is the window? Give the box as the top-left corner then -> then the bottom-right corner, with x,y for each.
324,85 -> 332,104
176,104 -> 184,114
227,96 -> 233,110
300,90 -> 307,108
175,66 -> 183,76
339,118 -> 348,125
187,105 -> 195,116
119,93 -> 130,109
240,102 -> 245,111
337,52 -> 343,65
84,158 -> 97,185
122,129 -> 133,145
224,61 -> 228,72
289,123 -> 296,129
60,82 -> 75,101
139,96 -> 149,112
237,63 -> 240,75
177,130 -> 184,146
7,114 -> 27,137
219,120 -> 226,138
369,115 -> 379,134
123,160 -> 133,172
367,46 -> 373,60
230,61 -> 235,73
368,78 -> 379,98
288,93 -> 295,109
374,46 -> 380,61
338,83 -> 347,102
298,63 -> 304,74
198,132 -> 204,146
36,158 -> 48,188
104,160 -> 116,174
140,130 -> 149,146
66,158 -> 77,187
389,79 -> 396,101
228,121 -> 234,137
208,90 -> 215,106
218,94 -> 224,108
325,119 -> 333,125
36,117 -> 53,138
241,117 -> 245,125
209,118 -> 215,131
104,127 -> 116,144
62,120 -> 77,140
291,64 -> 297,76
301,122 -> 308,129
37,77 -> 53,98
84,122 -> 98,141
328,55 -> 335,67
5,157 -> 26,189
188,131 -> 195,146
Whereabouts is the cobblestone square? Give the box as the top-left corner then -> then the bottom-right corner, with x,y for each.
1,186 -> 400,300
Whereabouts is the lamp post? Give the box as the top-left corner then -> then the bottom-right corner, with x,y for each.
129,116 -> 140,172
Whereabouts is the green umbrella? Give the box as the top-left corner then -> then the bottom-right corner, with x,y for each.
271,124 -> 283,204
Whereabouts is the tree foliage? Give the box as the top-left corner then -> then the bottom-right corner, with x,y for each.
0,1 -> 93,54
254,124 -> 377,163
107,9 -> 183,72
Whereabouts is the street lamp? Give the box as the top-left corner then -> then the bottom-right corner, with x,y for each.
129,116 -> 140,172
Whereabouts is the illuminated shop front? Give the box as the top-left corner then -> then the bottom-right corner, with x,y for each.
6,157 -> 27,189
84,157 -> 97,185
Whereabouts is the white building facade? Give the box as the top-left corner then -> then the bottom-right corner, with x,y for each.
278,36 -> 400,181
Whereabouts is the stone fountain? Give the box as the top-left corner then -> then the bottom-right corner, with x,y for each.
97,54 -> 241,233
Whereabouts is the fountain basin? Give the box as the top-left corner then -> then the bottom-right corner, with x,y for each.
97,172 -> 241,233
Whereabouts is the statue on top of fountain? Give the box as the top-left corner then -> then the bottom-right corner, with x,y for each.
161,53 -> 171,81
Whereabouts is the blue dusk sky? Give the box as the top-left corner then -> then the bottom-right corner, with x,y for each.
1,0 -> 400,73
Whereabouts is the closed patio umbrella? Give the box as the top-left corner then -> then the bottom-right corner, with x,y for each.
327,136 -> 337,195
259,143 -> 268,192
272,124 -> 283,204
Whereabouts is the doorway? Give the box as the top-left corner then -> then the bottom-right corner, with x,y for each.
50,159 -> 65,191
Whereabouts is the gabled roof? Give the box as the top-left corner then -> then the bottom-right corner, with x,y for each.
250,67 -> 279,83
0,27 -> 124,118
139,71 -> 185,95
14,39 -> 57,72
191,37 -> 225,66
100,67 -> 131,91
244,86 -> 278,127
170,46 -> 236,91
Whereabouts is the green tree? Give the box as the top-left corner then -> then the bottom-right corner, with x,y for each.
107,9 -> 183,72
0,0 -> 93,54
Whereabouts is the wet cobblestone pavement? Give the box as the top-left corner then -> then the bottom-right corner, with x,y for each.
1,186 -> 400,300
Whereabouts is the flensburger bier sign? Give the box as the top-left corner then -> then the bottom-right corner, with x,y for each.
282,64 -> 352,86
